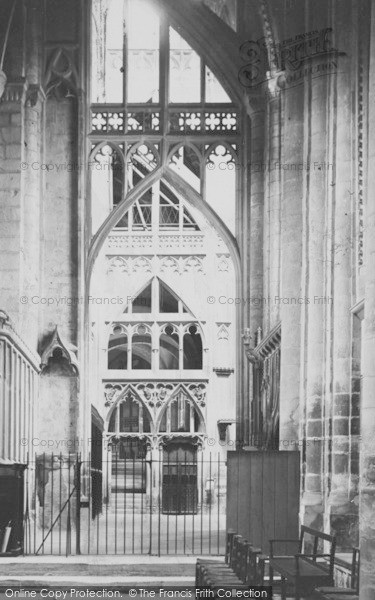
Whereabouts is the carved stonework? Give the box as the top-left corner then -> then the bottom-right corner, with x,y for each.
107,235 -> 153,250
213,368 -> 234,377
188,383 -> 207,408
242,328 -> 260,365
108,256 -> 131,274
26,84 -> 46,108
181,234 -> 204,249
1,79 -> 27,104
44,48 -> 79,100
160,256 -> 179,273
40,326 -> 78,373
159,235 -> 180,249
217,254 -> 230,272
183,256 -> 204,273
107,255 -> 153,274
108,254 -> 205,275
104,384 -> 123,407
217,323 -> 230,341
133,256 -> 152,273
158,434 -> 205,449
249,323 -> 281,450
103,381 -> 207,413
137,382 -> 174,412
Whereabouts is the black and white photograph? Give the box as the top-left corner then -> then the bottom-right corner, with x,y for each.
0,0 -> 373,598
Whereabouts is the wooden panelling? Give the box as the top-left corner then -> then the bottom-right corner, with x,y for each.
227,450 -> 300,553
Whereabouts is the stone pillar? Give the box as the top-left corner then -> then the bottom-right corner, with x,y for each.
248,104 -> 265,336
278,81 -> 304,445
360,0 -> 375,594
328,1 -> 359,549
20,0 -> 45,348
300,61 -> 329,529
266,92 -> 282,331
243,103 -> 265,445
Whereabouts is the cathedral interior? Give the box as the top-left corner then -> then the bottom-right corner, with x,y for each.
0,0 -> 375,597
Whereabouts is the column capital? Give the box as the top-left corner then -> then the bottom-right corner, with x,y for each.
1,78 -> 28,104
26,83 -> 46,108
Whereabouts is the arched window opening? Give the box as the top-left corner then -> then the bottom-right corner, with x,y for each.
131,326 -> 152,369
159,281 -> 179,313
91,144 -> 124,233
159,392 -> 203,433
169,28 -> 201,103
169,145 -> 201,192
108,325 -> 128,369
127,144 -> 158,191
205,144 -> 237,234
114,180 -> 201,232
127,0 -> 160,103
132,283 -> 152,313
159,325 -> 179,370
183,325 -> 203,369
91,0 -> 125,103
132,194 -> 152,231
108,392 -> 151,434
205,67 -> 231,102
106,281 -> 204,373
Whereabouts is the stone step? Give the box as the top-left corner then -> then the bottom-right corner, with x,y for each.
0,558 -> 197,588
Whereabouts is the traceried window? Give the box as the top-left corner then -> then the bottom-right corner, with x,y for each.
108,392 -> 151,433
90,0 -> 240,237
159,391 -> 203,434
107,279 -> 204,372
108,326 -> 128,369
91,2 -> 232,104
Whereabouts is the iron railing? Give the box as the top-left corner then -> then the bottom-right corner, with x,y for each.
23,451 -> 226,556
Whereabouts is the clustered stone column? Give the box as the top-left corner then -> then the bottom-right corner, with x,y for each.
359,0 -> 375,594
244,101 -> 265,445
278,82 -> 304,447
266,91 -> 282,332
328,1 -> 359,549
300,63 -> 329,531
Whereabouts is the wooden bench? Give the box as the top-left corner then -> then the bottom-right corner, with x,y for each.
269,525 -> 337,600
196,532 -> 262,589
196,531 -> 238,586
315,547 -> 359,599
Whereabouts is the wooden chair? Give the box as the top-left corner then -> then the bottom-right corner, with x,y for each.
314,547 -> 360,599
269,526 -> 337,600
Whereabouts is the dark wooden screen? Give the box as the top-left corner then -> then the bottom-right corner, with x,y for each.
227,451 -> 300,554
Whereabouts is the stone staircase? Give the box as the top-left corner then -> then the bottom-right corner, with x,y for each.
109,459 -> 148,513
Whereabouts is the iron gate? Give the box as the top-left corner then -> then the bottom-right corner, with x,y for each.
22,451 -> 226,556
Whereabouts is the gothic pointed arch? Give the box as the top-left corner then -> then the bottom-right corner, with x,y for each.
105,383 -> 154,435
88,0 -> 239,469
87,167 -> 240,288
155,383 -> 207,435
